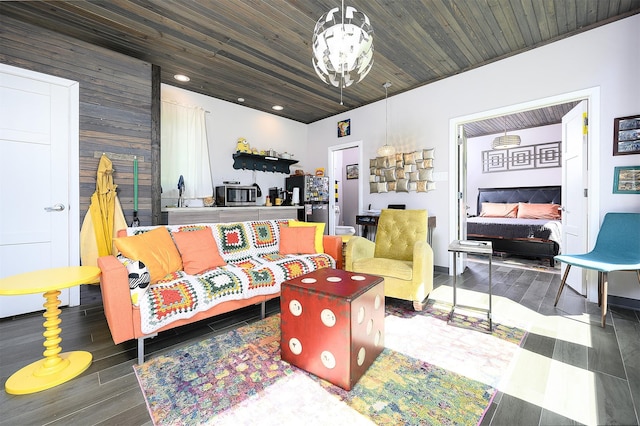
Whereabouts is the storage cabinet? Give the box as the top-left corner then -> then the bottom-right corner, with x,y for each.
165,210 -> 220,225
258,208 -> 299,220
163,206 -> 302,225
219,209 -> 259,223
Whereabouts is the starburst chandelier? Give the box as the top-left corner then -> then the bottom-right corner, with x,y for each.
312,0 -> 374,103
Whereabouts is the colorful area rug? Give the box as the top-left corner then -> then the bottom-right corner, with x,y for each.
134,299 -> 525,425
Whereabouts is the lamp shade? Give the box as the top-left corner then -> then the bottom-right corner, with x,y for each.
492,134 -> 521,149
377,144 -> 396,157
312,5 -> 374,88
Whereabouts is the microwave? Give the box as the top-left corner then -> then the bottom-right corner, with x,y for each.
215,185 -> 257,206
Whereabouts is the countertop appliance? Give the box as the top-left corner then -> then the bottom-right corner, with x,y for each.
286,175 -> 330,233
215,185 -> 257,206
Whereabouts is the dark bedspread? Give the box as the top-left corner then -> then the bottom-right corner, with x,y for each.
467,217 -> 562,252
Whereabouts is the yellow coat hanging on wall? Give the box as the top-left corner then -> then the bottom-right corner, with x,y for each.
80,154 -> 127,282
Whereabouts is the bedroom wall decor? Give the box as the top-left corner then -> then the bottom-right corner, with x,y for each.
613,115 -> 640,155
613,165 -> 640,193
482,141 -> 561,173
369,148 -> 435,193
346,164 -> 359,179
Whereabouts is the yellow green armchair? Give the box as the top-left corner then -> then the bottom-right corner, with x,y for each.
345,209 -> 434,311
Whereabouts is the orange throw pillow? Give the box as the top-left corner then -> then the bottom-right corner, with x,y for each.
172,229 -> 226,275
279,225 -> 317,255
480,202 -> 519,218
517,203 -> 561,220
114,227 -> 183,283
288,220 -> 325,253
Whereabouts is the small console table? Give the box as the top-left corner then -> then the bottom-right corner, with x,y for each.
448,240 -> 493,331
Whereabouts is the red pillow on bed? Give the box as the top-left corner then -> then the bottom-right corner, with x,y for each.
517,203 -> 561,220
480,202 -> 519,218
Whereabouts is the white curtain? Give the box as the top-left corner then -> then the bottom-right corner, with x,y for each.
161,101 -> 213,200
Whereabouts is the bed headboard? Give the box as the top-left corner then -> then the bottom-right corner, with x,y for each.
476,186 -> 561,216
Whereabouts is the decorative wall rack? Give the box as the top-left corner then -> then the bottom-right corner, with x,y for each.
232,152 -> 298,174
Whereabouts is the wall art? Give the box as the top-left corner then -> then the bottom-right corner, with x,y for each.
613,115 -> 640,155
613,165 -> 640,193
346,164 -> 358,179
369,148 -> 435,193
338,119 -> 351,137
482,141 -> 561,173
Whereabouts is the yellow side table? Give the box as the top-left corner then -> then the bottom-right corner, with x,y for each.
0,266 -> 101,394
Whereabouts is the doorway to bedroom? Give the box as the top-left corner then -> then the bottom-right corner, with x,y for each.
450,88 -> 600,292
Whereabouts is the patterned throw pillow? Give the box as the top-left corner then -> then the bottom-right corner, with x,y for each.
118,256 -> 151,306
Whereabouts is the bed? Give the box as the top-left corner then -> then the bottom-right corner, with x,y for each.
466,186 -> 562,266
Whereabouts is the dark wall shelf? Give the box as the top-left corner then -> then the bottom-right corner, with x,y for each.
232,152 -> 298,174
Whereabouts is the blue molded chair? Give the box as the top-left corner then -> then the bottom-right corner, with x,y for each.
554,212 -> 640,327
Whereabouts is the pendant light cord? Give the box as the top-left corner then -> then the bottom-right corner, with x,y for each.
384,82 -> 391,146
340,0 -> 345,105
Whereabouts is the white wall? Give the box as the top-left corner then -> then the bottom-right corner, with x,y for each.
160,16 -> 639,299
307,15 -> 640,296
467,124 -> 562,215
161,84 -> 307,206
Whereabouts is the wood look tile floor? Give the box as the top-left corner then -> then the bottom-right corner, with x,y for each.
1,261 -> 638,426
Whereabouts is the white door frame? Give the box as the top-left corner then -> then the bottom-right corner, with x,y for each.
0,63 -> 80,307
448,87 -> 601,302
327,140 -> 363,235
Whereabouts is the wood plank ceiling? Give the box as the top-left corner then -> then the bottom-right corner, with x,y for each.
1,0 -> 638,134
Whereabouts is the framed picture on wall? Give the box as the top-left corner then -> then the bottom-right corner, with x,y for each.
346,164 -> 358,179
613,165 -> 640,194
338,119 -> 351,137
613,115 -> 640,155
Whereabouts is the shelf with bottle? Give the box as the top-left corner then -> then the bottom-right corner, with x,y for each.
232,152 -> 298,174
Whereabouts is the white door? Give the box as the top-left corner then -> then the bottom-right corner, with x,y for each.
456,124 -> 468,273
328,141 -> 363,236
561,101 -> 589,295
0,65 -> 79,317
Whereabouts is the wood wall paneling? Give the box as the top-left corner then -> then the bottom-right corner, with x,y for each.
0,16 -> 153,235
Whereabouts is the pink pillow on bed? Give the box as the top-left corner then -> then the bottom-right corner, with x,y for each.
517,203 -> 561,220
480,202 -> 519,218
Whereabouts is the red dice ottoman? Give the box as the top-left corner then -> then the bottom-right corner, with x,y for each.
280,268 -> 384,390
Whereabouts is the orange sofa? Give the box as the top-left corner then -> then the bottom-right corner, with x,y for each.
98,220 -> 342,364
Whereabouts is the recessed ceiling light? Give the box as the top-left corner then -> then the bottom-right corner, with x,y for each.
272,105 -> 284,111
237,97 -> 245,102
174,74 -> 190,82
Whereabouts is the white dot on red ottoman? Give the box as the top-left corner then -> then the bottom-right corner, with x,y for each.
375,330 -> 382,346
357,347 -> 366,366
289,338 -> 302,355
289,299 -> 302,316
321,309 -> 336,327
320,351 -> 336,369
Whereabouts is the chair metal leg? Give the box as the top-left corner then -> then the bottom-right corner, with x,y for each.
554,265 -> 572,306
601,272 -> 608,328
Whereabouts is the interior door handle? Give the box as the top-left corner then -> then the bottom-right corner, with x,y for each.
44,203 -> 65,212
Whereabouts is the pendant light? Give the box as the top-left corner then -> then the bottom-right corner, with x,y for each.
492,116 -> 521,149
312,0 -> 374,104
377,82 -> 395,157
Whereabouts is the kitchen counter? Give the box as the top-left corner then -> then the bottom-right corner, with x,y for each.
161,205 -> 303,225
162,206 -> 303,212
